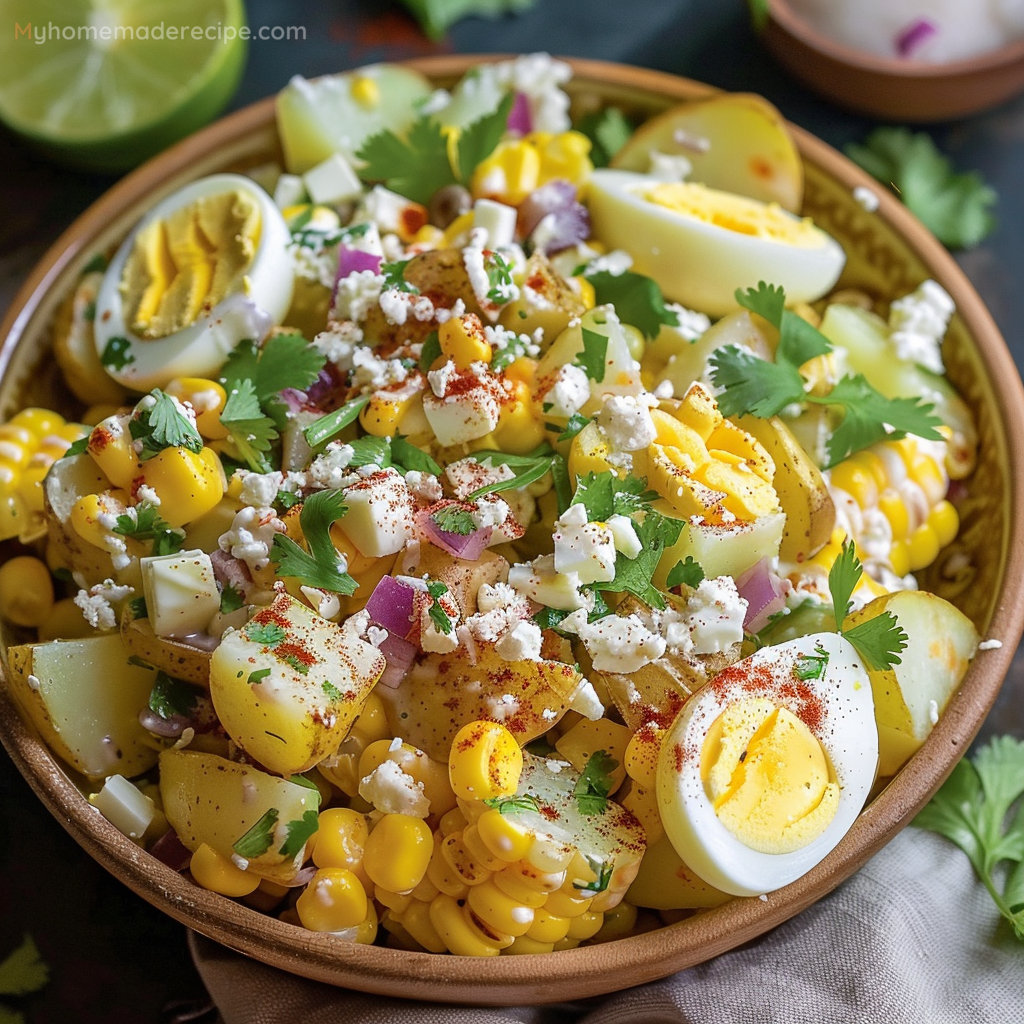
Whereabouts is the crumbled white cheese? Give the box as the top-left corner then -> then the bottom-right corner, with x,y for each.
446,457 -> 515,499
568,678 -> 605,720
237,470 -> 285,509
487,53 -> 573,133
596,393 -> 657,452
685,576 -> 747,655
476,582 -> 520,614
853,185 -> 880,212
218,506 -> 287,574
333,269 -> 384,322
428,359 -> 457,398
135,484 -> 160,506
74,579 -> 135,631
404,470 -> 444,502
888,279 -> 955,375
561,610 -> 666,673
300,585 -> 341,621
665,303 -> 711,342
978,638 -> 1003,650
583,249 -> 632,276
378,287 -> 440,326
359,759 -> 430,817
471,496 -> 511,531
313,320 -> 363,366
508,554 -> 590,611
495,619 -> 543,662
648,150 -> 693,182
552,502 -> 617,585
486,691 -> 521,722
307,443 -> 356,490
542,363 -> 591,418
420,593 -> 460,654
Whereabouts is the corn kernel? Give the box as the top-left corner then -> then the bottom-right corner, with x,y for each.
908,454 -> 947,506
829,459 -> 879,509
439,314 -> 492,370
571,276 -> 596,310
410,871 -> 441,904
448,721 -> 523,802
878,491 -> 910,541
140,446 -> 225,527
544,888 -> 593,918
493,386 -> 545,455
429,894 -> 501,957
374,886 -> 413,914
359,384 -> 427,439
349,691 -> 391,746
364,814 -> 432,894
16,459 -> 53,516
70,492 -> 125,550
0,555 -> 54,627
476,807 -> 534,863
165,378 -> 228,440
907,522 -> 941,572
592,901 -> 637,942
497,860 -> 566,899
566,910 -> 604,940
889,540 -> 911,578
87,415 -> 142,489
396,898 -> 449,953
11,408 -> 64,437
441,832 -> 492,886
505,935 -> 554,954
929,499 -> 959,548
467,879 -> 534,937
296,867 -> 368,932
189,842 -> 259,897
533,131 -> 593,187
471,140 -> 541,205
439,806 -> 470,837
525,907 -> 571,943
313,807 -> 368,871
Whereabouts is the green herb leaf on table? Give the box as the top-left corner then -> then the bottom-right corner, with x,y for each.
574,750 -> 619,816
666,556 -> 705,590
574,327 -> 609,383
233,808 -> 279,859
129,390 -> 203,461
914,735 -> 1024,940
576,107 -> 633,168
431,505 -> 477,535
0,935 -> 48,997
845,127 -> 997,249
271,489 -> 358,596
827,538 -> 907,671
219,379 -> 279,473
583,269 -> 680,339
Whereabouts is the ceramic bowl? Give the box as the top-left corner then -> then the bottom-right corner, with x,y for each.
764,0 -> 1024,121
1,55 -> 1023,1005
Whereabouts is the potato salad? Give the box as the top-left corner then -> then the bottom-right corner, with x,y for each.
0,55 -> 981,954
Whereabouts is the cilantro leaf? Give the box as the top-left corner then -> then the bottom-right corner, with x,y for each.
62,435 -> 89,459
274,490 -> 302,513
914,736 -> 1024,939
128,596 -> 148,620
709,344 -> 805,419
247,622 -> 287,647
220,584 -> 244,614
278,809 -> 320,859
148,672 -> 201,721
391,432 -> 442,475
573,856 -> 614,895
794,642 -> 830,681
357,114 -> 456,205
574,327 -> 608,383
491,331 -> 532,373
220,380 -> 278,472
846,127 -> 996,249
583,270 -> 680,339
398,0 -> 537,39
457,92 -> 515,183
303,395 -> 370,451
483,794 -> 542,815
594,510 -> 684,610
827,538 -> 908,670
271,489 -> 358,595
232,808 -> 279,859
431,505 -> 477,535
576,107 -> 632,168
347,436 -> 392,468
549,412 -> 590,442
571,472 -> 655,523
468,445 -> 559,498
426,579 -> 453,635
666,556 -> 705,590
322,681 -> 343,702
100,336 -> 134,370
574,750 -> 618,816
129,390 -> 202,461
112,501 -> 185,554
248,668 -> 271,684
381,258 -> 420,295
0,935 -> 48,997
485,251 -> 517,306
418,330 -> 442,372
806,375 -> 944,468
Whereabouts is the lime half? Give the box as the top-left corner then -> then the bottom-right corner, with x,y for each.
0,0 -> 247,172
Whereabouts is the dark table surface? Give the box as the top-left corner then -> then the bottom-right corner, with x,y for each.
1,1 -> 1021,1020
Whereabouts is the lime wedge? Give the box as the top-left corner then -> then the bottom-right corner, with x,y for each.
0,0 -> 247,172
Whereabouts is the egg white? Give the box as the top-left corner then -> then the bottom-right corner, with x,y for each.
587,169 -> 846,317
94,173 -> 295,391
656,632 -> 878,897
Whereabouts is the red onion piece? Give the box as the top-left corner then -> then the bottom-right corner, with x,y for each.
335,245 -> 382,286
518,179 -> 577,236
895,18 -> 938,58
139,708 -> 189,737
507,91 -> 532,134
418,507 -> 492,560
735,557 -> 791,633
519,181 -> 590,254
365,575 -> 419,640
149,828 -> 193,872
377,630 -> 417,688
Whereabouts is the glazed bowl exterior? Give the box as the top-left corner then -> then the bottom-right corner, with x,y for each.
1,56 -> 1022,1005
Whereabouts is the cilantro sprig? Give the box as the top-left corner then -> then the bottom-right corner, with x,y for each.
581,269 -> 680,339
431,505 -> 477,535
828,539 -> 907,671
425,579 -> 454,635
483,794 -> 542,815
574,750 -> 618,816
571,472 -> 656,522
666,556 -> 705,590
574,327 -> 608,383
271,489 -> 359,596
709,282 -> 944,467
467,444 -> 566,499
303,395 -> 370,451
794,641 -> 830,682
593,508 -> 684,611
129,390 -> 203,461
914,735 -> 1024,940
112,501 -> 185,555
220,379 -> 278,472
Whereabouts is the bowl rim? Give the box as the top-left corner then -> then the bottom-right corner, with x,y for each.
1,53 -> 1024,1005
768,0 -> 1024,78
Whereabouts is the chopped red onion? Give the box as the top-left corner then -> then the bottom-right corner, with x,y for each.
895,18 -> 938,58
335,245 -> 382,286
418,507 -> 492,560
377,631 -> 417,688
735,557 -> 791,634
519,180 -> 590,255
365,575 -> 419,640
149,828 -> 193,872
139,708 -> 189,737
507,91 -> 532,134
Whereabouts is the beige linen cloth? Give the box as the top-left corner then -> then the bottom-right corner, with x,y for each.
190,828 -> 1023,1024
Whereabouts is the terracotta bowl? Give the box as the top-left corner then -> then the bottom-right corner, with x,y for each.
764,0 -> 1024,121
1,55 -> 1023,1005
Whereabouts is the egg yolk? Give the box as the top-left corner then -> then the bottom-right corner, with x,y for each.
644,181 -> 824,248
121,190 -> 261,340
700,697 -> 839,854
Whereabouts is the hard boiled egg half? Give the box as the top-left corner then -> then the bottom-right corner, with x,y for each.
587,169 -> 845,317
94,174 -> 294,391
656,632 -> 877,897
